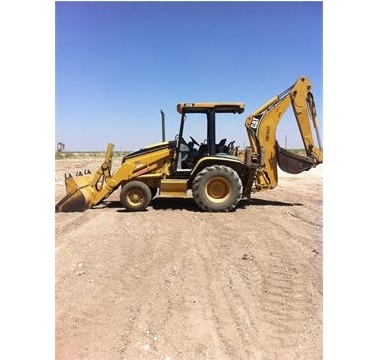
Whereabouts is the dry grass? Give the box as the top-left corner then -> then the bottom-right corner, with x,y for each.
55,151 -> 130,160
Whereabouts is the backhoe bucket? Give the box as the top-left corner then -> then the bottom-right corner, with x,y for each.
55,174 -> 96,212
277,146 -> 316,174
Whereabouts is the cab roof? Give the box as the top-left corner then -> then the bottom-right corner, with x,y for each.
177,102 -> 245,114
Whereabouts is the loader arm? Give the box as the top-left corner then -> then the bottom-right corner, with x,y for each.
245,76 -> 323,190
55,141 -> 175,212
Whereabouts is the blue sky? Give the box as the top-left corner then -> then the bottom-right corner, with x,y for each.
55,1 -> 323,151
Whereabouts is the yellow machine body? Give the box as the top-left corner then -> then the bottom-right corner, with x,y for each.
55,76 -> 323,213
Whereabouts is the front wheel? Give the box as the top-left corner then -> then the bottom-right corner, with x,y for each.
120,181 -> 152,211
192,165 -> 242,212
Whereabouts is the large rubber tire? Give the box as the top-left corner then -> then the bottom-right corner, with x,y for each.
192,165 -> 243,212
120,181 -> 152,212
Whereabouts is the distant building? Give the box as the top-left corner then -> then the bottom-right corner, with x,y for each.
57,142 -> 65,152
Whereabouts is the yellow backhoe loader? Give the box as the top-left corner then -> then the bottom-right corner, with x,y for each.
55,75 -> 323,213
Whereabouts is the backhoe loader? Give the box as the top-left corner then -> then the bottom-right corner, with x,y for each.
55,75 -> 323,213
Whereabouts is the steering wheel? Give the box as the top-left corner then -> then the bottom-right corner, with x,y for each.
190,136 -> 200,147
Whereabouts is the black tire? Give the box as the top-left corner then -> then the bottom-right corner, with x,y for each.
120,181 -> 152,212
192,165 -> 242,212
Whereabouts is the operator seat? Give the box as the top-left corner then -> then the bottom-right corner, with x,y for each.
216,138 -> 227,153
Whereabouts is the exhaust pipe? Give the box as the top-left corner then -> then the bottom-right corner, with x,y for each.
161,110 -> 165,142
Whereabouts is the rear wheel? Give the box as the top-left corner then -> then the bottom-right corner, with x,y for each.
192,165 -> 242,212
120,181 -> 152,211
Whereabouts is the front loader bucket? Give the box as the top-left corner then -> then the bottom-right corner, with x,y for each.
56,143 -> 116,213
277,146 -> 316,174
55,175 -> 96,213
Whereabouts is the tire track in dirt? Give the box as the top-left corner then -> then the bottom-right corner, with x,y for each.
109,212 -> 196,359
96,214 -> 179,358
188,207 -> 322,359
112,211 -> 259,359
183,213 -> 263,359
128,213 -> 227,359
251,211 -> 322,359
191,217 -> 255,358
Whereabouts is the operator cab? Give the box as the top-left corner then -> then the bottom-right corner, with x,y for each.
175,102 -> 245,172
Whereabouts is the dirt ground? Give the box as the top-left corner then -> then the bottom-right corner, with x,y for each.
55,156 -> 323,360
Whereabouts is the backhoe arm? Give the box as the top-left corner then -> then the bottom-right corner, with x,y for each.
245,76 -> 323,190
